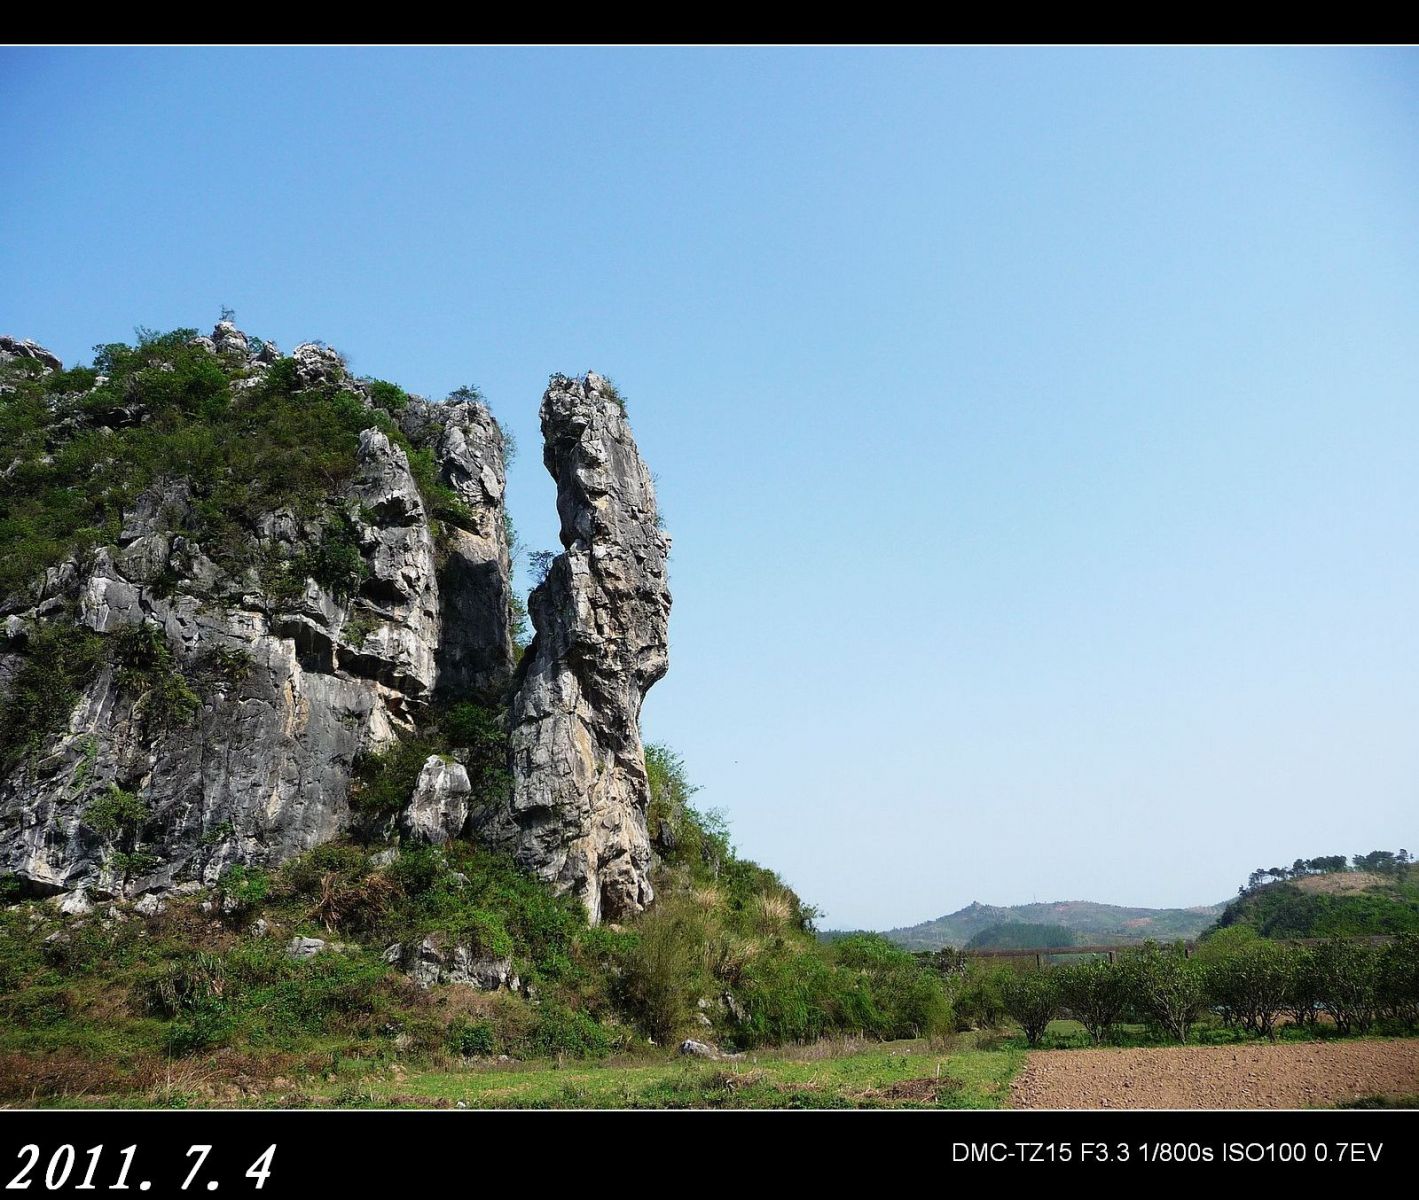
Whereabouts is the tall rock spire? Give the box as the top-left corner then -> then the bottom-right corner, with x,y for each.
491,372 -> 671,924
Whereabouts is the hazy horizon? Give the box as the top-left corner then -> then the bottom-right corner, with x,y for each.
3,46 -> 1416,929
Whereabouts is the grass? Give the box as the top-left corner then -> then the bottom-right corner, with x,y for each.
16,1036 -> 1023,1110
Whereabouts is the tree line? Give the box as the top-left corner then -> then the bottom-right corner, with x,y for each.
1244,849 -> 1412,892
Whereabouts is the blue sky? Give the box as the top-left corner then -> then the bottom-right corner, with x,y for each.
2,46 -> 1416,929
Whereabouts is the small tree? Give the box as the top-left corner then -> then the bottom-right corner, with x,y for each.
1283,945 -> 1321,1030
1313,939 -> 1379,1035
1120,943 -> 1209,1043
1376,933 -> 1419,1029
1001,968 -> 1061,1047
1056,958 -> 1128,1045
1208,940 -> 1295,1040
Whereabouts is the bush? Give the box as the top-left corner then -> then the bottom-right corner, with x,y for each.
0,621 -> 106,774
830,934 -> 952,1040
1055,958 -> 1128,1044
1313,939 -> 1379,1035
1206,938 -> 1296,1040
112,623 -> 200,730
525,1003 -> 616,1058
83,785 -> 147,841
951,963 -> 1012,1031
1377,933 -> 1419,1028
616,894 -> 709,1044
1119,943 -> 1210,1043
351,740 -> 434,820
1000,968 -> 1060,1046
447,1016 -> 497,1057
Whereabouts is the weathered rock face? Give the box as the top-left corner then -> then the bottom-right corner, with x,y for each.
0,330 -> 665,920
0,324 -> 514,897
483,373 -> 671,925
398,398 -> 515,698
0,336 -> 61,374
400,755 -> 472,846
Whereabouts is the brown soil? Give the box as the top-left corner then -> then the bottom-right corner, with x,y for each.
1292,871 -> 1388,895
1010,1038 -> 1419,1109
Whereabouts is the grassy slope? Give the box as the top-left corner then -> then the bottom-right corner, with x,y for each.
1210,872 -> 1419,939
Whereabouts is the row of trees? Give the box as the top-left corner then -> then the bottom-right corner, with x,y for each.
1244,849 -> 1412,891
984,933 -> 1419,1047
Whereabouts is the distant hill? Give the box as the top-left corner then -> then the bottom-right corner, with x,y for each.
1209,870 -> 1419,939
964,922 -> 1076,950
876,899 -> 1225,951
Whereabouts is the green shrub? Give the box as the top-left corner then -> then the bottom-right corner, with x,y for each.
830,934 -> 952,1039
1205,937 -> 1296,1039
436,703 -> 511,808
1000,968 -> 1061,1046
0,621 -> 106,773
1377,933 -> 1419,1028
1313,939 -> 1379,1035
295,513 -> 367,598
447,1016 -> 497,1057
218,865 -> 271,917
616,894 -> 710,1044
112,623 -> 200,730
84,785 -> 147,841
351,740 -> 434,819
524,1003 -> 616,1058
365,379 -> 409,414
1055,958 -> 1129,1044
1118,943 -> 1210,1043
951,963 -> 1012,1030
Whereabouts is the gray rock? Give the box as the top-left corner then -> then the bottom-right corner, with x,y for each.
400,756 -> 471,845
399,933 -> 519,992
400,398 -> 516,696
679,1039 -> 719,1059
133,893 -> 166,917
0,414 -> 456,897
56,890 -> 92,916
287,936 -> 328,960
482,373 -> 671,924
369,848 -> 398,869
291,342 -> 345,388
0,336 -> 61,373
211,321 -> 248,360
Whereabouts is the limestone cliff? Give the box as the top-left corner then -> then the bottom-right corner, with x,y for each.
0,324 -> 514,896
0,327 -> 667,927
481,373 -> 672,924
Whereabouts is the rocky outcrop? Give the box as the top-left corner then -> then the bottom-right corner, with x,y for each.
0,322 -> 514,898
400,755 -> 472,845
0,335 -> 61,373
483,373 -> 671,924
398,397 -> 515,698
389,933 -> 520,991
0,327 -> 667,920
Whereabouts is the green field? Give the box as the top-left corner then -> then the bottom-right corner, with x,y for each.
24,1036 -> 1022,1110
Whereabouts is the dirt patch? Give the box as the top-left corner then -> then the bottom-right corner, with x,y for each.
865,1075 -> 964,1103
1011,1038 -> 1419,1109
1292,871 -> 1387,895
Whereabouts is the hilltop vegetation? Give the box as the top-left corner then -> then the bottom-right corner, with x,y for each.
1210,850 -> 1419,939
